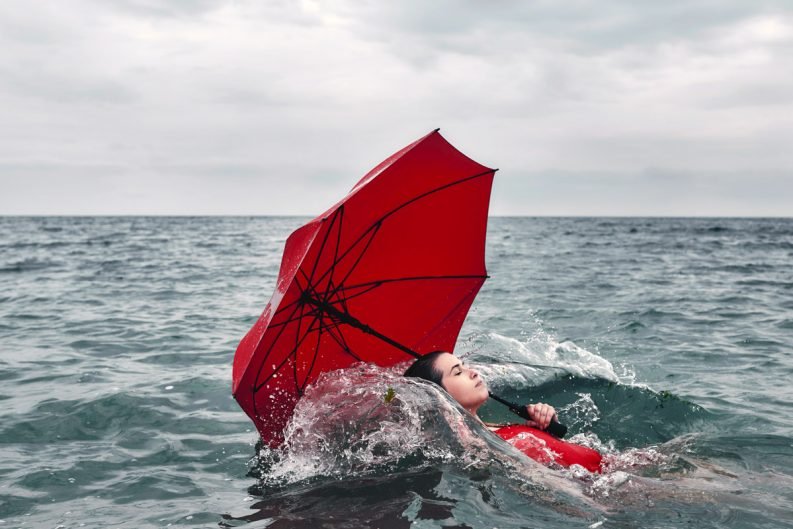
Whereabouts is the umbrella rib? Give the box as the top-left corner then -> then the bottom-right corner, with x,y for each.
272,219 -> 339,319
312,169 -> 493,295
331,205 -> 344,297
308,206 -> 343,287
301,267 -> 331,303
379,169 -> 494,225
253,312 -> 322,393
309,219 -> 378,292
336,281 -> 382,304
329,316 -> 354,355
252,348 -> 296,404
272,272 -> 309,318
341,274 -> 488,291
264,309 -> 314,330
273,210 -> 342,319
267,303 -> 323,330
312,275 -> 487,316
319,275 -> 354,319
254,272 -> 312,395
328,221 -> 382,299
292,290 -> 307,395
251,318 -> 306,424
272,296 -> 302,317
300,268 -> 335,316
298,313 -> 325,393
323,318 -> 363,363
249,297 -> 306,394
270,271 -> 317,321
322,276 -> 337,305
304,295 -> 419,360
297,223 -> 381,312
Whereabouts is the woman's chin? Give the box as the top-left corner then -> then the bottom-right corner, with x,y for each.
475,387 -> 489,406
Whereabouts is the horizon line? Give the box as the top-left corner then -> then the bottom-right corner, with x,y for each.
2,214 -> 791,219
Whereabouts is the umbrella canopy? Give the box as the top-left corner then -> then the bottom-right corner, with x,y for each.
232,129 -> 496,447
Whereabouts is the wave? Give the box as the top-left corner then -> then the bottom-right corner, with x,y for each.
0,258 -> 60,273
473,332 -> 621,385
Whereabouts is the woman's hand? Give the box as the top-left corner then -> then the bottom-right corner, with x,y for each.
524,402 -> 557,430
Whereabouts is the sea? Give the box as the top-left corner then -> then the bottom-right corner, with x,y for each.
1,216 -> 792,528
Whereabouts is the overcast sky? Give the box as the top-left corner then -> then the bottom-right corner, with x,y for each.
1,0 -> 792,216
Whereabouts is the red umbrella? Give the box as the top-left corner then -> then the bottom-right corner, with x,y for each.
232,129 -> 496,447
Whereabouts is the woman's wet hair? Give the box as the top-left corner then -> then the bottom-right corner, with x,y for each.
403,351 -> 447,388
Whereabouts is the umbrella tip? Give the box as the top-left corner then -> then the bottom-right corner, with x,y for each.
433,127 -> 440,133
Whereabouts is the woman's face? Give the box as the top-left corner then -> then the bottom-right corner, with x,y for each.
434,352 -> 488,413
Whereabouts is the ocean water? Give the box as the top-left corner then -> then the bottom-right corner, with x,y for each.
1,216 -> 792,528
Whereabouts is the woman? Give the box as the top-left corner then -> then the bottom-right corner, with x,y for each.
403,351 -> 558,431
404,351 -> 603,472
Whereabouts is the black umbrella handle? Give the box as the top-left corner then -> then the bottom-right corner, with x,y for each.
489,392 -> 568,439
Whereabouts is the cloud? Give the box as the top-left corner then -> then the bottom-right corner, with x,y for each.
0,0 -> 791,215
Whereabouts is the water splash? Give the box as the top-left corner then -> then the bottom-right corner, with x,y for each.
473,332 -> 620,389
559,393 -> 601,431
250,363 -> 599,511
253,363 -> 479,487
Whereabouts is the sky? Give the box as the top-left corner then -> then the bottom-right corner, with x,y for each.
1,0 -> 792,216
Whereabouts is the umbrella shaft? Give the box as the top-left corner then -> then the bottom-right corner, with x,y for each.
304,296 -> 421,359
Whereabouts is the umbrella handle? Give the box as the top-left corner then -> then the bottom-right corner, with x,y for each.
489,392 -> 568,439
